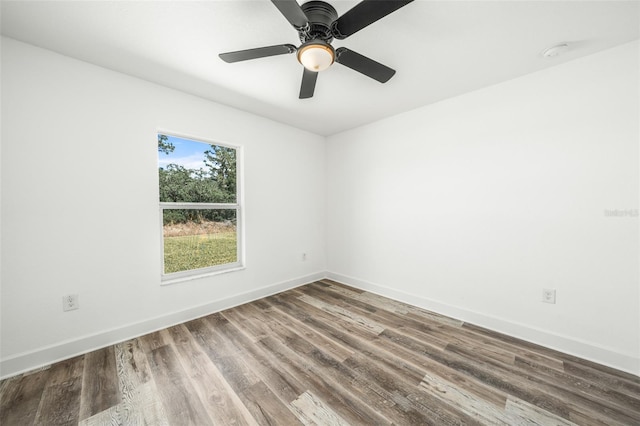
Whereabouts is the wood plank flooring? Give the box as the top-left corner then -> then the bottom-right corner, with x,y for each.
1,280 -> 639,425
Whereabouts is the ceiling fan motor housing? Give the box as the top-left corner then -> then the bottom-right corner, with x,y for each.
299,1 -> 338,43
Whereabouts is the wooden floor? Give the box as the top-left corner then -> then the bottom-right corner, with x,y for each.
1,280 -> 639,425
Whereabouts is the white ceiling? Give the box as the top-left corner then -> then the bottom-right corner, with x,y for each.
2,1 -> 638,136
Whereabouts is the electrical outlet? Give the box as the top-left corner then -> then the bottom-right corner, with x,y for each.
63,294 -> 79,311
542,289 -> 556,304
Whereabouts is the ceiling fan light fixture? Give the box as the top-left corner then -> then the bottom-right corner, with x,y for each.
297,41 -> 335,72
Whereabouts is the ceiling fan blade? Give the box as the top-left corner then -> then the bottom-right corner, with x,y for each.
219,44 -> 297,63
332,0 -> 414,39
299,68 -> 318,99
271,0 -> 310,29
335,47 -> 395,83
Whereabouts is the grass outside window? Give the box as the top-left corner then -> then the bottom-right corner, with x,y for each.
162,216 -> 237,273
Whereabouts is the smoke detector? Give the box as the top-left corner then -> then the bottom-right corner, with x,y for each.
542,43 -> 570,58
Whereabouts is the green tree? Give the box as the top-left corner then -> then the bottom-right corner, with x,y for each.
204,145 -> 236,201
159,164 -> 191,202
158,134 -> 175,155
159,138 -> 237,224
159,164 -> 234,224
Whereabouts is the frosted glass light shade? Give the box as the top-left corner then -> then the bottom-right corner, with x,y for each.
297,42 -> 335,72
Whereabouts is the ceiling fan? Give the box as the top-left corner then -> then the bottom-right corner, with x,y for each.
219,0 -> 414,99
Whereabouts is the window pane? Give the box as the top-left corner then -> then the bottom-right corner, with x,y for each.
158,135 -> 237,203
162,209 -> 237,274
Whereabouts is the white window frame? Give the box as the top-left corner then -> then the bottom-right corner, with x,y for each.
158,132 -> 244,285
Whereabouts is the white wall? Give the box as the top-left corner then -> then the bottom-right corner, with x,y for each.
326,41 -> 639,374
0,37 -> 326,377
2,36 -> 638,378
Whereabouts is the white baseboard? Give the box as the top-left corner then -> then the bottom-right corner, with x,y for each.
0,272 -> 325,380
326,272 -> 640,377
3,270 -> 638,379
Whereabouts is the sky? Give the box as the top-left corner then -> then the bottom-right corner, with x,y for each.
158,134 -> 212,170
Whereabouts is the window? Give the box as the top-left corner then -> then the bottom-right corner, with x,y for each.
158,133 -> 242,282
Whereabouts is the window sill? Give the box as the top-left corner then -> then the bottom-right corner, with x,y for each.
161,264 -> 245,286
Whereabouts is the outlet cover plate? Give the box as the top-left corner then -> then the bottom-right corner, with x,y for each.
542,289 -> 556,304
63,294 -> 79,311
